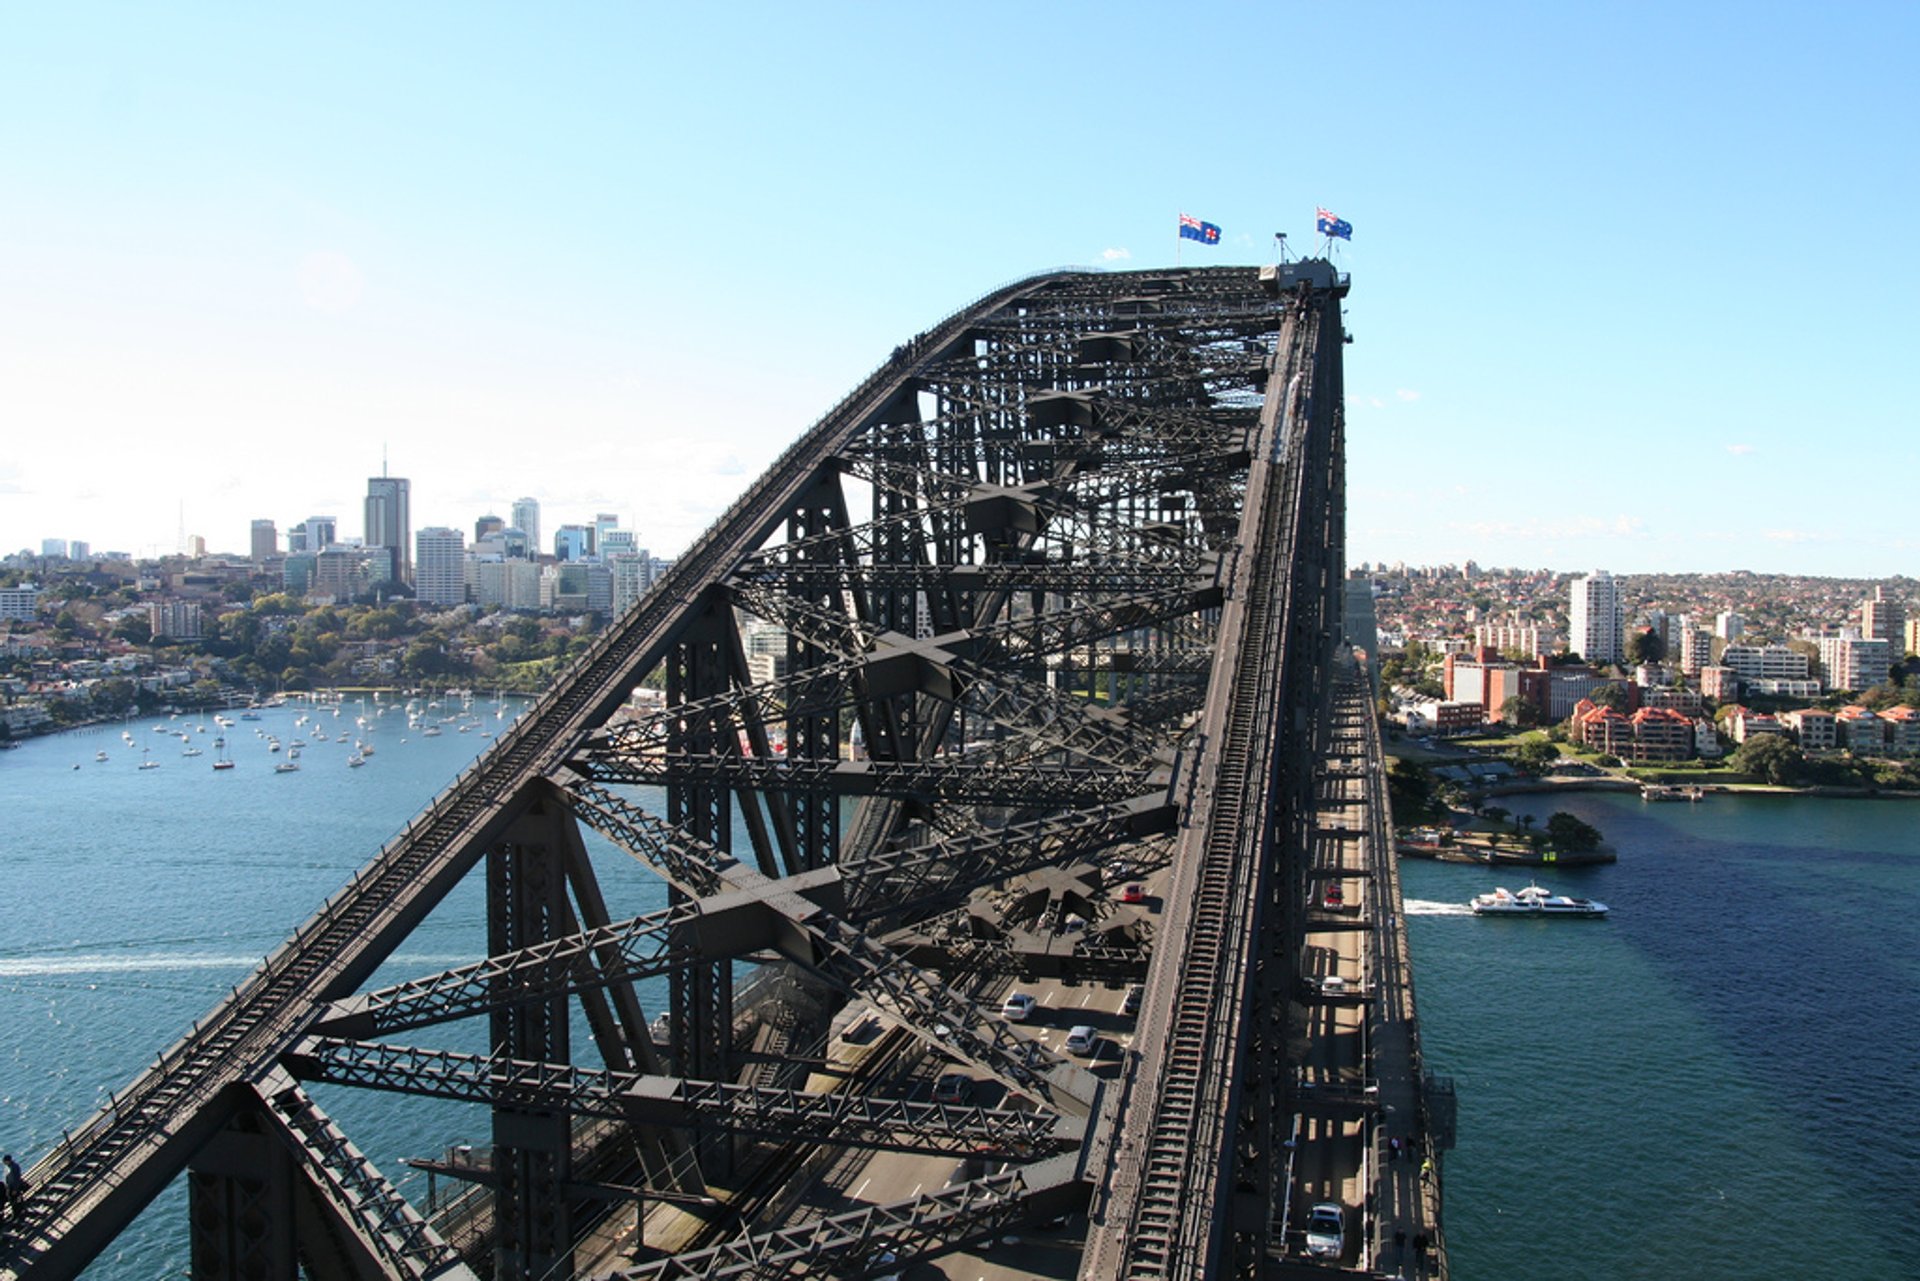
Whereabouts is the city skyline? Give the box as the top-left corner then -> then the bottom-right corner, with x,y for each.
3,6 -> 1916,573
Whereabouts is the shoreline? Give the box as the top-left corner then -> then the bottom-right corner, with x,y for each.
1482,777 -> 1920,802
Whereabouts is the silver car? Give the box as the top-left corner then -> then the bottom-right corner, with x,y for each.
1304,1202 -> 1344,1259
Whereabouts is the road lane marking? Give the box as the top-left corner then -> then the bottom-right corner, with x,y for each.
853,1177 -> 870,1199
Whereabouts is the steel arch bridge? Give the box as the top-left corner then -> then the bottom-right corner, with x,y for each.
3,261 -> 1428,1281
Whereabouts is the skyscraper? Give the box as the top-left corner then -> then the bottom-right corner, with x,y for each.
250,519 -> 277,561
365,476 -> 412,586
415,527 -> 467,607
475,513 -> 505,543
511,497 -> 541,557
554,524 -> 593,562
307,515 -> 338,551
1569,570 -> 1625,666
594,512 -> 619,555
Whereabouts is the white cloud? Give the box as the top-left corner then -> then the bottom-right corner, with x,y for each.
1101,247 -> 1131,262
1725,443 -> 1755,456
1763,528 -> 1827,543
1395,388 -> 1421,402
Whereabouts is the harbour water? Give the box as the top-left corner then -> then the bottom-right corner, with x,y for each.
0,694 -> 677,1277
1403,790 -> 1920,1279
5,715 -> 1918,1277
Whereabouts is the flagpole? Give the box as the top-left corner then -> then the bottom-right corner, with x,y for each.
1175,212 -> 1183,268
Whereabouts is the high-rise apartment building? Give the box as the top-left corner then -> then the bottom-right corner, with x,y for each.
250,519 -> 277,561
1715,611 -> 1744,641
40,539 -> 67,559
1862,586 -> 1906,651
511,497 -> 541,556
148,601 -> 203,640
365,476 -> 412,585
307,515 -> 338,551
414,527 -> 467,607
1817,633 -> 1891,694
1569,571 -> 1625,665
68,541 -> 90,561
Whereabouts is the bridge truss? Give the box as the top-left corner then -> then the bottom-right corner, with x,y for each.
3,261 -> 1353,1280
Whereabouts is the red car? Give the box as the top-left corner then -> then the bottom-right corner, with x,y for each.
1120,883 -> 1148,904
1323,884 -> 1344,908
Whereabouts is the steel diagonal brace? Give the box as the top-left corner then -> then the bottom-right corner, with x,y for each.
576,753 -> 1148,808
255,1072 -> 478,1280
598,654 -> 866,757
309,900 -> 704,1039
515,784 -> 1093,1115
600,1156 -> 1088,1281
839,795 -> 1176,921
285,1039 -> 1072,1159
564,779 -> 736,897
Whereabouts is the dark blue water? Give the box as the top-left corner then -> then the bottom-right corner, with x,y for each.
1402,791 -> 1920,1279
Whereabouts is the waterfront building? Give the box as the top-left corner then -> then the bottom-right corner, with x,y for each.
1880,706 -> 1920,755
1730,710 -> 1786,744
1629,707 -> 1695,762
1694,718 -> 1724,758
1570,700 -> 1632,756
1835,705 -> 1885,754
364,475 -> 412,586
1699,664 -> 1738,701
1569,571 -> 1625,665
0,586 -> 40,621
1643,686 -> 1705,715
1815,633 -> 1891,694
511,497 -> 541,554
250,519 -> 277,561
414,527 -> 467,607
147,600 -> 203,640
1784,708 -> 1838,751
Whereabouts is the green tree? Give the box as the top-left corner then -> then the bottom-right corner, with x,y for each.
1544,811 -> 1603,851
1511,739 -> 1560,774
1500,695 -> 1543,729
113,615 -> 153,645
1627,628 -> 1666,665
1481,805 -> 1510,828
1731,734 -> 1806,785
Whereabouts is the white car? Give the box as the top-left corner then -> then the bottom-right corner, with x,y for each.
1001,992 -> 1037,1021
1304,1201 -> 1344,1259
1064,1025 -> 1098,1055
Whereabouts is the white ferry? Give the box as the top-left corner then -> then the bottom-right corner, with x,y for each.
1470,883 -> 1608,918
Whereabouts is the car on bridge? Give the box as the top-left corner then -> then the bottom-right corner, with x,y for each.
1304,1202 -> 1345,1259
932,1072 -> 973,1104
1119,882 -> 1148,904
1064,1025 -> 1099,1056
1001,992 -> 1038,1021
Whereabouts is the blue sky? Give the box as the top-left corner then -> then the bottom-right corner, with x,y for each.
3,3 -> 1914,574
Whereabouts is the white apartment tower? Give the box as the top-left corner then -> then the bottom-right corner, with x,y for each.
414,527 -> 467,607
1569,571 -> 1625,665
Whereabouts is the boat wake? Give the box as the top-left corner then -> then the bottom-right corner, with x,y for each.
0,950 -> 474,978
1402,898 -> 1475,917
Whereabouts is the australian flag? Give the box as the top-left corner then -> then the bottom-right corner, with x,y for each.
1178,213 -> 1222,244
1316,207 -> 1353,240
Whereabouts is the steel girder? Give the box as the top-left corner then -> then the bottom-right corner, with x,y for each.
7,265 -> 1354,1281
